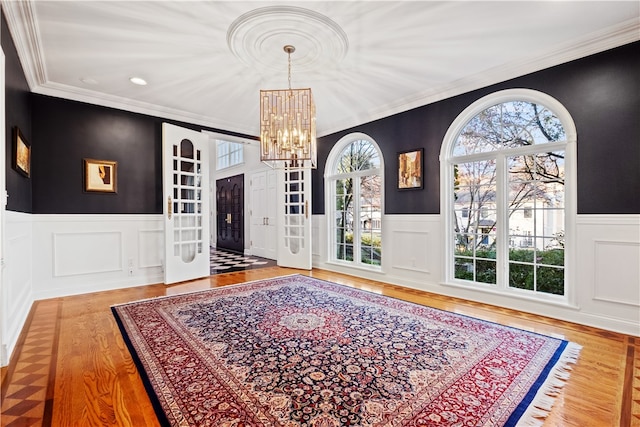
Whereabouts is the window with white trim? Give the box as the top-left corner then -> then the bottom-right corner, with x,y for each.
216,139 -> 243,170
441,89 -> 576,301
326,134 -> 383,269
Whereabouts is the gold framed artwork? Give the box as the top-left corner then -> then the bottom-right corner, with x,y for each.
398,148 -> 423,190
13,127 -> 31,178
84,158 -> 117,193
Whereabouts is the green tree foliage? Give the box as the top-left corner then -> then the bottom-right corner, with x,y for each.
452,101 -> 566,295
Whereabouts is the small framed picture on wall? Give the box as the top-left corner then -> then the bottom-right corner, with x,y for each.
398,148 -> 423,190
84,158 -> 117,193
12,127 -> 31,178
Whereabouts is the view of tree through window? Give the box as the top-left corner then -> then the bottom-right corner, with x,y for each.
451,100 -> 567,296
329,138 -> 382,268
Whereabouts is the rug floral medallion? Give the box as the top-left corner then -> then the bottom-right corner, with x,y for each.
112,275 -> 580,427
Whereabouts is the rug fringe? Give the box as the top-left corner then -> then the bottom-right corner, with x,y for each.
517,342 -> 582,426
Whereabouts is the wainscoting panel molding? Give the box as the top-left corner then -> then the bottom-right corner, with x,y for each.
385,215 -> 441,280
390,230 -> 431,273
593,240 -> 640,307
53,231 -> 123,277
575,215 -> 640,335
138,229 -> 163,269
32,214 -> 164,300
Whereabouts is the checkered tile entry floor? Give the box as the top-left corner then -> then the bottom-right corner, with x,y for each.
210,247 -> 277,274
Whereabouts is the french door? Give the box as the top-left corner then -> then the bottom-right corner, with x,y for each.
276,168 -> 311,269
162,123 -> 210,284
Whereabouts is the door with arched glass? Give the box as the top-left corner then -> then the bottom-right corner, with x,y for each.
326,134 -> 383,269
162,123 -> 210,284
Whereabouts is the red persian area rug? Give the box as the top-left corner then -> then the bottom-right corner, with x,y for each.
111,275 -> 581,426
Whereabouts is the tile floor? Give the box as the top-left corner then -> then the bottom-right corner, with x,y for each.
210,247 -> 277,275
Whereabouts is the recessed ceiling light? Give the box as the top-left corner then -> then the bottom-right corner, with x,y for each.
129,77 -> 147,86
80,77 -> 98,85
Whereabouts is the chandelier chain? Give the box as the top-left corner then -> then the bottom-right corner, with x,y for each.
287,49 -> 292,91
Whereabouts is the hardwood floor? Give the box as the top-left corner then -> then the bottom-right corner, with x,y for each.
1,267 -> 638,426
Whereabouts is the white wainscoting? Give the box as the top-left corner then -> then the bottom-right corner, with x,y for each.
32,214 -> 164,300
313,214 -> 442,286
313,213 -> 640,336
3,211 -> 34,366
53,231 -> 123,277
574,215 -> 640,333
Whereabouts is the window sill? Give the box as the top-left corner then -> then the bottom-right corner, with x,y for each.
440,280 -> 580,311
325,260 -> 384,275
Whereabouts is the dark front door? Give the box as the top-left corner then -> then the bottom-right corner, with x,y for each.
216,174 -> 244,253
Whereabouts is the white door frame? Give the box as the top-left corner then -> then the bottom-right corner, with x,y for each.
0,48 -> 7,365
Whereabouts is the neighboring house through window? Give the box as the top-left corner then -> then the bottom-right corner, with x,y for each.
441,89 -> 576,302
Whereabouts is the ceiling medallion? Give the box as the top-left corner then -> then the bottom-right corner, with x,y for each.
227,6 -> 349,73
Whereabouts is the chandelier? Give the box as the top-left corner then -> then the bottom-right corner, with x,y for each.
260,45 -> 316,169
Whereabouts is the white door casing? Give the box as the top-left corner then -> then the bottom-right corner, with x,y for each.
0,49 -> 7,365
162,123 -> 210,284
250,172 -> 266,257
276,168 -> 311,269
264,170 -> 277,260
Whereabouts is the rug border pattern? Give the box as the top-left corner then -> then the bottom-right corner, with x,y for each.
112,274 -> 581,427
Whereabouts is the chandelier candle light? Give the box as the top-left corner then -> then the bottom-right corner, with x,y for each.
260,45 -> 317,169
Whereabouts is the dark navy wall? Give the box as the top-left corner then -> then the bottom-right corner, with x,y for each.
31,94 -> 254,214
3,11 -> 32,213
32,96 -> 161,214
313,41 -> 640,215
4,12 -> 638,216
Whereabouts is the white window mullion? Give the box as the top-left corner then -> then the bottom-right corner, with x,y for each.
496,153 -> 508,290
444,160 -> 456,283
352,178 -> 361,265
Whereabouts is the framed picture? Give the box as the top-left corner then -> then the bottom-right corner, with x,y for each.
84,158 -> 117,193
398,148 -> 423,190
12,127 -> 31,178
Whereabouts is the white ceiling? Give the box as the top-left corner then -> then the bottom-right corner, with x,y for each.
3,1 -> 639,138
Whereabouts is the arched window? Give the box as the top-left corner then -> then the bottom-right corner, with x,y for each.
441,89 -> 576,302
325,134 -> 383,269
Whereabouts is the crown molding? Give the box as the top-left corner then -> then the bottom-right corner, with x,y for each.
320,18 -> 640,137
32,81 -> 258,137
3,2 -> 638,138
1,0 -> 47,89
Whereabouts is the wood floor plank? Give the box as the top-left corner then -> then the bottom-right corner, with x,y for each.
1,267 -> 636,426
